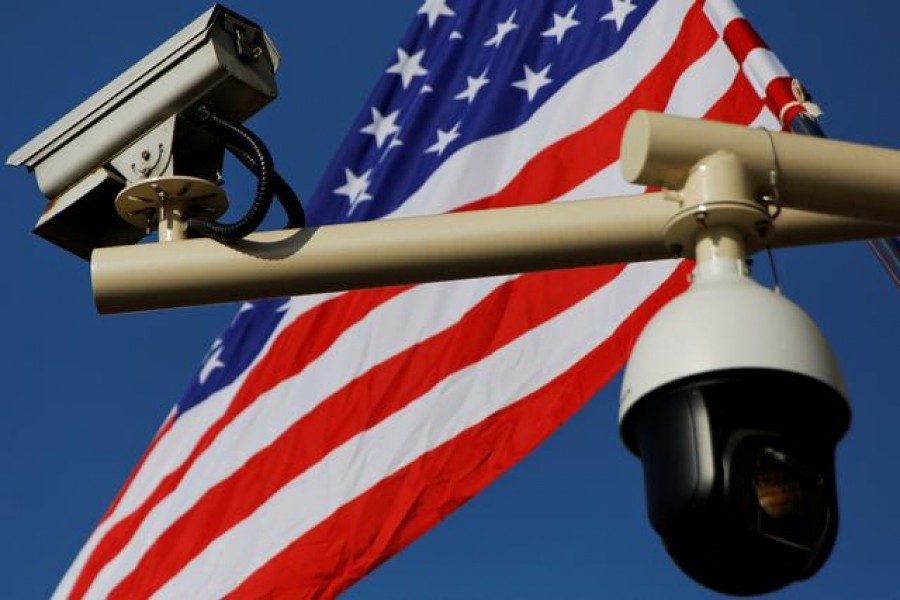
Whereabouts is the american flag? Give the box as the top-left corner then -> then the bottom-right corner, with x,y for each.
55,1 -> 805,597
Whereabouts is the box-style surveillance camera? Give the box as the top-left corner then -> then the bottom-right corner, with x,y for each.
619,264 -> 850,596
7,5 -> 280,258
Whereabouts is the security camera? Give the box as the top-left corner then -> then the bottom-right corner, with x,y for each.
619,259 -> 850,596
7,5 -> 280,258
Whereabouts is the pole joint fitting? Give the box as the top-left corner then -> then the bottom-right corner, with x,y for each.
663,151 -> 770,261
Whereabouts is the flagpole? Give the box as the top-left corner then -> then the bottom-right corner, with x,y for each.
789,112 -> 900,286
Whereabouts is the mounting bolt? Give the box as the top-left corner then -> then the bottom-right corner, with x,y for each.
696,210 -> 708,228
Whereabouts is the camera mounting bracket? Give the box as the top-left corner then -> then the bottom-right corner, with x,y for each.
115,176 -> 228,242
662,150 -> 771,261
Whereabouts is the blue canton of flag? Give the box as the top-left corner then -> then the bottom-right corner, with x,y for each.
309,0 -> 656,224
177,298 -> 290,416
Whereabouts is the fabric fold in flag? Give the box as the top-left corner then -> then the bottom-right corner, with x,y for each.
53,1 -> 813,598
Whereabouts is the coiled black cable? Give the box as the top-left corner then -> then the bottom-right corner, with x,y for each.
226,144 -> 305,229
187,106 -> 279,242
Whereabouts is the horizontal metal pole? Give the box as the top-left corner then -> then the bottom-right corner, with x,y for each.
92,194 -> 673,313
771,210 -> 900,247
91,194 -> 900,313
622,111 -> 900,225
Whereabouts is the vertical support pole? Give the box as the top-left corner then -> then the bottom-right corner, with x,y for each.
157,198 -> 188,243
677,151 -> 757,283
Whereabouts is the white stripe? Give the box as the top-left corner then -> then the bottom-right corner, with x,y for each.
556,166 -> 643,203
83,275 -> 511,598
51,294 -> 337,600
156,261 -> 680,599
664,39 -> 739,118
558,41 -> 740,204
386,0 -> 694,219
750,105 -> 781,131
744,48 -> 790,98
703,0 -> 744,35
703,1 -> 795,104
743,47 -> 790,98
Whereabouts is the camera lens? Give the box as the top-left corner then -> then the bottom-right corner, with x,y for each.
754,463 -> 803,519
750,447 -> 829,550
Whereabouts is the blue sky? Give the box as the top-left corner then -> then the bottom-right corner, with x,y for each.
1,1 -> 898,598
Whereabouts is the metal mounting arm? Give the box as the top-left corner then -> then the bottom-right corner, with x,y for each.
91,112 -> 900,314
622,111 -> 900,226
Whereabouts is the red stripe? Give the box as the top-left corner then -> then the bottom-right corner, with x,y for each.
722,18 -> 768,65
454,1 -> 716,213
766,76 -> 802,128
108,264 -> 628,598
227,263 -> 693,599
705,68 -> 765,125
720,16 -> 801,128
69,286 -> 410,599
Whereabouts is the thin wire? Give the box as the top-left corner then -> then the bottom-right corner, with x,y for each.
759,128 -> 783,220
760,128 -> 784,293
766,247 -> 782,294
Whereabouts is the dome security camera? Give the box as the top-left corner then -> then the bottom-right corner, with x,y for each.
619,260 -> 850,596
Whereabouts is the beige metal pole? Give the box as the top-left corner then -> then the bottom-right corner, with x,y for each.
92,193 -> 900,314
621,111 -> 900,226
770,210 -> 900,248
92,194 -> 674,313
158,205 -> 188,243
